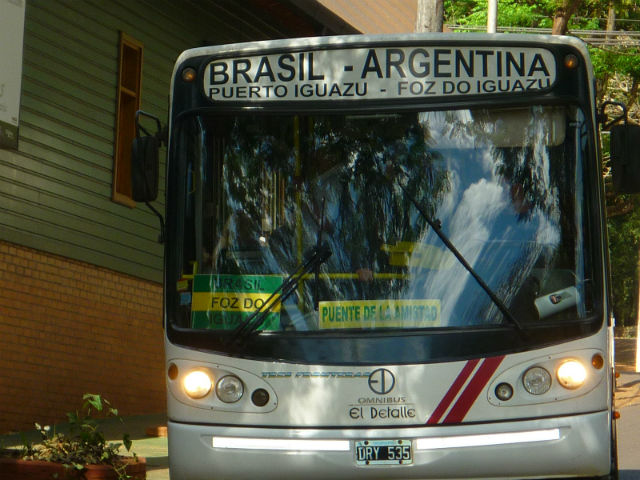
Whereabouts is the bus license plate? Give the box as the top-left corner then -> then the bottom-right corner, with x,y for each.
355,439 -> 412,465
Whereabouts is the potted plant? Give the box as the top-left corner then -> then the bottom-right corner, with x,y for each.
0,393 -> 145,480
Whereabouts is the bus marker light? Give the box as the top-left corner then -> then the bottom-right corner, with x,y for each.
216,375 -> 244,403
556,360 -> 587,389
183,370 -> 213,399
416,428 -> 560,450
564,54 -> 579,69
168,363 -> 179,380
523,366 -> 552,395
495,382 -> 513,401
182,67 -> 197,82
592,353 -> 604,369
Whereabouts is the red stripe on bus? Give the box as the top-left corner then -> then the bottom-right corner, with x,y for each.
442,355 -> 505,424
426,359 -> 480,425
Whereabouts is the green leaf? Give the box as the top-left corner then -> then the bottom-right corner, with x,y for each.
66,412 -> 78,424
83,393 -> 103,412
123,434 -> 132,452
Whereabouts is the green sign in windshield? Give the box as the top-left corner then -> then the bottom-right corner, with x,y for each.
191,274 -> 283,330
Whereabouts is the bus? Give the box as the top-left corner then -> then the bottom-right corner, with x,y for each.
132,33 -> 639,480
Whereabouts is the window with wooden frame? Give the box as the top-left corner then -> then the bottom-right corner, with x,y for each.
113,32 -> 143,206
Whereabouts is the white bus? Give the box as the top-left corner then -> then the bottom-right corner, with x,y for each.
133,34 -> 636,480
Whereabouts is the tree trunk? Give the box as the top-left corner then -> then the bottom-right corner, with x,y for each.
628,76 -> 639,107
606,1 -> 616,45
552,12 -> 568,34
551,0 -> 583,35
596,74 -> 611,103
415,0 -> 444,33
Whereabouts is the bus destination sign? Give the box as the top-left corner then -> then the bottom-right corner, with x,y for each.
203,46 -> 556,102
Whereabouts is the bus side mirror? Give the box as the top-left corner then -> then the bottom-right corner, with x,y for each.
610,124 -> 640,194
131,135 -> 159,202
131,110 -> 166,243
131,110 -> 164,202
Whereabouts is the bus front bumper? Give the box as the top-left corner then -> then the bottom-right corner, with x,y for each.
167,410 -> 613,480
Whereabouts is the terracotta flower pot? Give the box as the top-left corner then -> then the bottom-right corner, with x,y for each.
0,456 -> 146,480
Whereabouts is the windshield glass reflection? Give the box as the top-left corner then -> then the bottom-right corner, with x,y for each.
170,106 -> 592,335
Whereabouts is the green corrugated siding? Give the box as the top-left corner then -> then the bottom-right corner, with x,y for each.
0,0 -> 303,283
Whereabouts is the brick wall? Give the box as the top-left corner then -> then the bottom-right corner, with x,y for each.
0,240 -> 165,433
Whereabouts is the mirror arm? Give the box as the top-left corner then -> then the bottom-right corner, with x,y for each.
146,201 -> 165,244
135,110 -> 165,144
598,101 -> 628,130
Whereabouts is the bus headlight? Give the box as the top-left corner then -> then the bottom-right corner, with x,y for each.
522,366 -> 552,395
216,375 -> 244,403
556,360 -> 587,389
183,370 -> 213,399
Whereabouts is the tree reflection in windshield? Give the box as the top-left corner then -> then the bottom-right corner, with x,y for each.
173,106 -> 591,333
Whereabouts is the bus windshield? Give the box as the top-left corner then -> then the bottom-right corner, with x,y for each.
168,105 -> 598,359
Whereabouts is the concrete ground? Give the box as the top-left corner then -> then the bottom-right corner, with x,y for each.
2,338 -> 638,480
117,416 -> 169,480
615,338 -> 640,411
616,337 -> 638,373
106,415 -> 169,480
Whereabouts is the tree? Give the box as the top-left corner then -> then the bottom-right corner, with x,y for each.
444,0 -> 616,32
551,0 -> 584,34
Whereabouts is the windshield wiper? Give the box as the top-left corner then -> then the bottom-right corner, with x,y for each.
228,244 -> 332,346
381,163 -> 524,333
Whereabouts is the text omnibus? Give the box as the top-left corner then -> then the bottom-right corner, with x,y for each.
132,34 -> 639,479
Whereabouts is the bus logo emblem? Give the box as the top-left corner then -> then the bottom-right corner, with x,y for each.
368,368 -> 395,395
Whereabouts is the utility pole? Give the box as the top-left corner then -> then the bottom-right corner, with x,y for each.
415,0 -> 443,33
487,0 -> 498,33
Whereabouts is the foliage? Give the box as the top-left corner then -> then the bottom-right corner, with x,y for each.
590,47 -> 640,83
14,394 -> 136,480
445,0 -> 640,31
608,205 -> 640,325
444,0 -> 640,327
595,49 -> 640,330
446,0 -> 551,28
